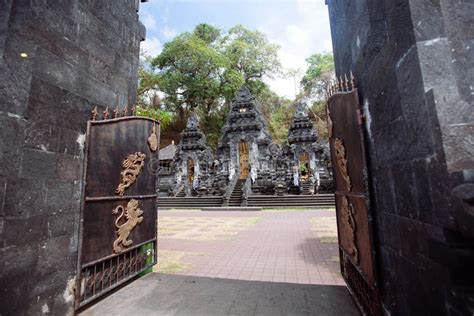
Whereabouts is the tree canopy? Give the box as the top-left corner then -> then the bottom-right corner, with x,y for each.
139,23 -> 283,149
137,24 -> 334,149
300,53 -> 334,101
299,52 -> 335,141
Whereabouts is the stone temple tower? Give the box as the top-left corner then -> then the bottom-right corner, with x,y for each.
172,113 -> 214,196
287,101 -> 332,193
216,86 -> 273,183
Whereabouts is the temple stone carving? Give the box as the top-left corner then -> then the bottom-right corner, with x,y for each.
170,113 -> 214,196
287,101 -> 333,193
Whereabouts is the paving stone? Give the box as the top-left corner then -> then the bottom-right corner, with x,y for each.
80,273 -> 359,316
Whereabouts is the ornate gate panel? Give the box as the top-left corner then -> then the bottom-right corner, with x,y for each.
75,109 -> 160,309
327,77 -> 380,315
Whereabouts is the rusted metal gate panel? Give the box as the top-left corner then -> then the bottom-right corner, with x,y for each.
75,112 -> 160,309
327,79 -> 380,315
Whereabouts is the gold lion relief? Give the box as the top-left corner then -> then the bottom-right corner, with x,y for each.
112,199 -> 144,253
341,195 -> 358,264
115,152 -> 145,196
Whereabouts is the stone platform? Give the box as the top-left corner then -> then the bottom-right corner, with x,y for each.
157,194 -> 335,209
201,207 -> 262,211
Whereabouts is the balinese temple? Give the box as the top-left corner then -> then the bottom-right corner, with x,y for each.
158,85 -> 334,206
167,113 -> 214,196
287,101 -> 333,194
214,86 -> 274,200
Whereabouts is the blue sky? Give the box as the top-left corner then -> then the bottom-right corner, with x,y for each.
138,0 -> 333,99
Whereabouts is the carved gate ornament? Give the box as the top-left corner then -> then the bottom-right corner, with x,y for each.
148,123 -> 158,152
116,152 -> 146,196
341,195 -> 358,264
334,138 -> 351,191
112,199 -> 144,253
327,106 -> 333,138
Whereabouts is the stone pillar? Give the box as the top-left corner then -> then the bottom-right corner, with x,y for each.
327,0 -> 473,314
0,1 -> 145,314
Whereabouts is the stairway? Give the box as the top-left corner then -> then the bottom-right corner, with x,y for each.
175,187 -> 185,197
228,179 -> 245,206
247,194 -> 335,208
301,181 -> 311,195
158,196 -> 223,209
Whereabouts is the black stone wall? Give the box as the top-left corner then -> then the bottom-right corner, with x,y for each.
327,0 -> 473,314
0,0 -> 145,314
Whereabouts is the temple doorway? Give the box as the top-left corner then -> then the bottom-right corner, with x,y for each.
299,152 -> 310,181
187,159 -> 195,183
239,141 -> 250,179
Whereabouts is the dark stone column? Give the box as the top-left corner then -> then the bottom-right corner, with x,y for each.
0,0 -> 146,314
326,0 -> 473,314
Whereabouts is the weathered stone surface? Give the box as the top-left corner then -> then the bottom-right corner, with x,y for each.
4,178 -> 46,217
0,0 -> 145,313
19,148 -> 57,180
0,114 -> 26,178
327,0 -> 474,313
2,215 -> 47,247
56,154 -> 81,181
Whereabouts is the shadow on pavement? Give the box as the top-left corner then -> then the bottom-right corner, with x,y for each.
80,273 -> 360,316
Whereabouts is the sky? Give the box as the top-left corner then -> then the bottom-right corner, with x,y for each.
138,0 -> 333,99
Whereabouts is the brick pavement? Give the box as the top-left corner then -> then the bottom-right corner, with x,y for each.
155,209 -> 344,286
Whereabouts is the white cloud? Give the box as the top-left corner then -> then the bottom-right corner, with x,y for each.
141,11 -> 157,31
260,0 -> 333,99
161,26 -> 178,40
140,37 -> 162,56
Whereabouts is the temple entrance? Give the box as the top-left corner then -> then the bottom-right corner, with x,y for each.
239,141 -> 250,179
187,159 -> 195,183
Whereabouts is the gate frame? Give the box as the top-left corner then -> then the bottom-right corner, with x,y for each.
74,114 -> 160,310
327,78 -> 381,315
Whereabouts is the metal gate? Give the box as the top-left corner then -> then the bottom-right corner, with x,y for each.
327,76 -> 380,315
75,108 -> 160,309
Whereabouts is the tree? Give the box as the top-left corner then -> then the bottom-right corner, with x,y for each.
220,25 -> 281,82
300,53 -> 334,101
297,53 -> 335,141
140,23 -> 282,150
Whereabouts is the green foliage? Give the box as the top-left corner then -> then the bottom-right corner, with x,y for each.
220,25 -> 281,81
193,23 -> 220,44
139,23 -> 282,150
309,100 -> 329,141
136,106 -> 173,130
300,53 -> 334,100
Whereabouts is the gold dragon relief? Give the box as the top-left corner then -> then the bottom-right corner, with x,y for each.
115,152 -> 146,196
112,199 -> 144,254
334,138 -> 351,191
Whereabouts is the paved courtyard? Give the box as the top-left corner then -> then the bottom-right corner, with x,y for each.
80,273 -> 358,316
154,208 -> 344,285
80,208 -> 360,315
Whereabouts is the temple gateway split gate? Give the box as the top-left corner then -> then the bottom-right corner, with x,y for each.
75,112 -> 160,309
327,77 -> 380,315
73,83 -> 382,314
